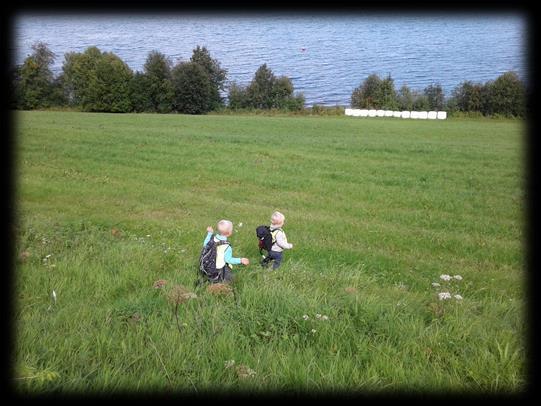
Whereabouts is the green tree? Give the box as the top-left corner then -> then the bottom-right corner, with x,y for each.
16,42 -> 56,109
228,82 -> 249,109
351,74 -> 382,109
246,64 -> 276,109
190,46 -> 227,110
424,83 -> 445,110
397,84 -> 414,110
484,71 -> 525,117
143,51 -> 174,113
450,80 -> 484,113
171,61 -> 213,114
62,46 -> 133,112
377,74 -> 398,110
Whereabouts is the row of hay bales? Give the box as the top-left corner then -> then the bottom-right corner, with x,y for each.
345,109 -> 447,119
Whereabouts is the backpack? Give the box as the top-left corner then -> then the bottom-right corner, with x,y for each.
256,225 -> 281,255
199,236 -> 231,283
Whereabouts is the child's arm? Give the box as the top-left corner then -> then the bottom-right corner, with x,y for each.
224,246 -> 249,266
276,230 -> 293,249
203,226 -> 213,247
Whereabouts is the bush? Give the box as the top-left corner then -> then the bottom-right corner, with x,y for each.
171,61 -> 213,114
351,74 -> 398,110
424,84 -> 445,111
61,46 -> 133,112
483,72 -> 525,117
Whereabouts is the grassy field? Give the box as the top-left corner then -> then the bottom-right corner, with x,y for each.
14,111 -> 525,394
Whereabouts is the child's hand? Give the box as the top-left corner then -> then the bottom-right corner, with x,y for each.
241,258 -> 250,265
206,226 -> 213,233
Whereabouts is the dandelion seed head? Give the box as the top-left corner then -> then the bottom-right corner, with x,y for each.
440,274 -> 451,281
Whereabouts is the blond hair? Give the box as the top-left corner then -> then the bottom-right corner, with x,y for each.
217,219 -> 233,234
271,211 -> 285,225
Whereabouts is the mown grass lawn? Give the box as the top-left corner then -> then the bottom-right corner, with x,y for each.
14,110 -> 525,393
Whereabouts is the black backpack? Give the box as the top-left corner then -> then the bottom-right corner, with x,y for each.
256,225 -> 281,255
199,236 -> 231,283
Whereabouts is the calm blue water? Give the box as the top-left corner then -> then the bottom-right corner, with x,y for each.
13,13 -> 527,106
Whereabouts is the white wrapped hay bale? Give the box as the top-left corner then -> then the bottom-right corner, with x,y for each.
419,111 -> 428,119
384,110 -> 394,117
437,111 -> 447,120
401,111 -> 411,119
360,109 -> 369,117
368,109 -> 377,117
351,109 -> 361,117
393,111 -> 402,118
345,108 -> 353,116
427,111 -> 437,119
376,110 -> 385,117
410,111 -> 420,119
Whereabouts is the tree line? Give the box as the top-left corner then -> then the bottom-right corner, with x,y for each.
351,72 -> 526,117
10,42 -> 304,114
11,42 -> 526,118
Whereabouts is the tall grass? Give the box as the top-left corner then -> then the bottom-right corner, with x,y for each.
14,111 -> 525,393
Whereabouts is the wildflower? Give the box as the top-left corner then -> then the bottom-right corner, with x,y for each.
111,228 -> 122,237
302,314 -> 309,320
207,283 -> 233,296
311,329 -> 317,334
224,360 -> 236,369
315,314 -> 322,319
19,250 -> 30,261
438,292 -> 452,300
238,222 -> 243,228
453,275 -> 463,281
153,279 -> 167,289
235,364 -> 256,379
146,234 -> 151,237
454,294 -> 463,300
431,282 -> 440,287
321,315 -> 329,321
167,285 -> 197,305
440,274 -> 451,281
45,254 -> 52,259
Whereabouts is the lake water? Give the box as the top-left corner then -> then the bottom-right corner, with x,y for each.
13,13 -> 527,106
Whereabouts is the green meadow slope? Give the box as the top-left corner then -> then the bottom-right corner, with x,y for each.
14,111 -> 525,393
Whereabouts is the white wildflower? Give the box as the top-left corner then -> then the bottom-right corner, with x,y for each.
431,282 -> 440,287
454,294 -> 463,300
315,313 -> 322,319
146,234 -> 151,237
238,223 -> 243,228
453,275 -> 463,281
321,315 -> 329,321
311,329 -> 317,334
45,254 -> 52,259
440,274 -> 451,281
302,314 -> 309,320
224,359 -> 235,369
438,292 -> 452,300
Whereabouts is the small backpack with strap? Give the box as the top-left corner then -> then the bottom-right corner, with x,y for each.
199,236 -> 231,283
256,225 -> 282,256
